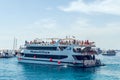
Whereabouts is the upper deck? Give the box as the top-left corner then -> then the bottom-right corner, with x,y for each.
19,37 -> 98,55
24,38 -> 96,48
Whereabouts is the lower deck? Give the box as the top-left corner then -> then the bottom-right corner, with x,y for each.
17,56 -> 104,68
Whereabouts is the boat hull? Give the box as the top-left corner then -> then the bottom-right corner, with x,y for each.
17,57 -> 104,67
102,53 -> 116,56
17,57 -> 85,67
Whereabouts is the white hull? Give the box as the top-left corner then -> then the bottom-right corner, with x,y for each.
18,59 -> 67,66
17,57 -> 83,67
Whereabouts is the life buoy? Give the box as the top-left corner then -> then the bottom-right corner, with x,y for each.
18,58 -> 22,61
50,58 -> 52,62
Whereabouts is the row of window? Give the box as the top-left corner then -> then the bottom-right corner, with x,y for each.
26,46 -> 68,51
24,54 -> 68,59
73,55 -> 93,60
21,53 -> 94,60
26,47 -> 57,50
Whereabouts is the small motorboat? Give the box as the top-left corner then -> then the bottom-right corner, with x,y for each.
102,50 -> 116,56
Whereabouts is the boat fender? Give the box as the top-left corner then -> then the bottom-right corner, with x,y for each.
58,61 -> 61,64
73,62 -> 77,64
34,55 -> 36,58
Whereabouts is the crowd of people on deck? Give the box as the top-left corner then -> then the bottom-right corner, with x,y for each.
25,38 -> 95,46
73,47 -> 97,54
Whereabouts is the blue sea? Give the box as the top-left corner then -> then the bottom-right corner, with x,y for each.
0,53 -> 120,80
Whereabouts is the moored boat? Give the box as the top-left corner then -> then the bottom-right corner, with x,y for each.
102,50 -> 116,56
0,50 -> 14,58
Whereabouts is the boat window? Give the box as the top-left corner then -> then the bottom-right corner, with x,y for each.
26,47 -> 57,50
59,46 -> 67,51
73,48 -> 81,53
20,53 -> 24,56
81,47 -> 91,53
25,54 -> 68,59
73,55 -> 92,60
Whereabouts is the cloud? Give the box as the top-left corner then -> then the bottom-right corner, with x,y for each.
59,0 -> 120,15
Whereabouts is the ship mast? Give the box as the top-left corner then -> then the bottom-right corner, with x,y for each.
13,37 -> 17,54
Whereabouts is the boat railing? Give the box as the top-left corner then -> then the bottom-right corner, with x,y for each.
24,38 -> 96,47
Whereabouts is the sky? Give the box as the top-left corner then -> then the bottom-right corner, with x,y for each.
0,0 -> 120,50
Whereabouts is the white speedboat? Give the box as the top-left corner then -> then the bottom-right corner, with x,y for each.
17,37 -> 104,67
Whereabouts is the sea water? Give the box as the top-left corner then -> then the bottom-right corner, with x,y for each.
0,53 -> 120,80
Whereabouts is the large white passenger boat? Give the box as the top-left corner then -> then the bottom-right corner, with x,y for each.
17,37 -> 104,67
